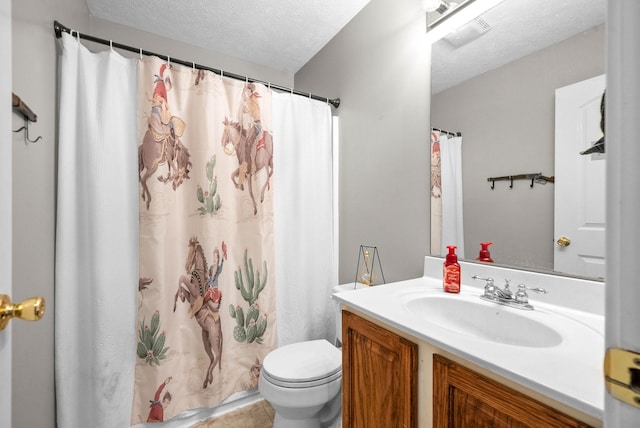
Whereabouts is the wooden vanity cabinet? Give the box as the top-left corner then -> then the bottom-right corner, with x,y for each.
433,354 -> 593,428
342,310 -> 418,428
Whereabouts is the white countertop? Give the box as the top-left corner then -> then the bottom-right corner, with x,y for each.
334,273 -> 604,421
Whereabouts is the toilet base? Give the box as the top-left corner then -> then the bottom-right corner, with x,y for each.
273,413 -> 321,428
273,413 -> 342,428
270,392 -> 341,428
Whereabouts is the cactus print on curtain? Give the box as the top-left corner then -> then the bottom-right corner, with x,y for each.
132,56 -> 276,424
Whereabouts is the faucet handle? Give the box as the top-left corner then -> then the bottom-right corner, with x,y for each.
515,285 -> 529,304
519,284 -> 548,294
471,275 -> 494,285
515,284 -> 548,304
472,275 -> 496,298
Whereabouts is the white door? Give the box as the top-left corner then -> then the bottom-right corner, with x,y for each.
554,74 -> 606,278
0,1 -> 12,426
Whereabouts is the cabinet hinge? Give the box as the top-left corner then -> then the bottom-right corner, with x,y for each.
604,348 -> 640,408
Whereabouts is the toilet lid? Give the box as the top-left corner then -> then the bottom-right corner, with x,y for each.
262,339 -> 342,384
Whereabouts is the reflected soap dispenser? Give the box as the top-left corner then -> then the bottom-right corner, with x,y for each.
476,242 -> 494,263
443,245 -> 461,294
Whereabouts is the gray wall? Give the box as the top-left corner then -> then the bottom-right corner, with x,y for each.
296,0 -> 431,284
11,1 -> 292,426
431,25 -> 605,271
12,2 -> 87,426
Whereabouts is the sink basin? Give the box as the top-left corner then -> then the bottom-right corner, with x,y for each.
404,295 -> 563,348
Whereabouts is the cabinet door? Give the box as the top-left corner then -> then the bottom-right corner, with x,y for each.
433,354 -> 593,428
342,311 -> 418,428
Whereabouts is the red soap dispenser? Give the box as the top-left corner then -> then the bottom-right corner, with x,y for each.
443,245 -> 461,294
476,242 -> 494,263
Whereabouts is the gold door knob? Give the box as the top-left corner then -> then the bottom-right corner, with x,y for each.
556,236 -> 571,247
0,294 -> 46,331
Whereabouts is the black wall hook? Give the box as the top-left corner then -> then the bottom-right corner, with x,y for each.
13,119 -> 42,144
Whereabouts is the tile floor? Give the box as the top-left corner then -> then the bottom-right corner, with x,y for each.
190,400 -> 275,428
190,399 -> 343,427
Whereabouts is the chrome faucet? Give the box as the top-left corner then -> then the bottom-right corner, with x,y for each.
493,279 -> 513,300
472,276 -> 547,310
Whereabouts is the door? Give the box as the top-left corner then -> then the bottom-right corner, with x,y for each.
554,74 -> 606,278
342,311 -> 417,428
605,0 -> 640,425
0,1 -> 12,426
433,355 -> 591,427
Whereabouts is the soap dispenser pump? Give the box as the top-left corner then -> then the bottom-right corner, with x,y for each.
476,242 -> 494,263
443,245 -> 461,294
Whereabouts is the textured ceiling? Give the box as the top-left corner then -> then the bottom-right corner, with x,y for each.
85,0 -> 605,83
84,0 -> 372,73
432,0 -> 606,94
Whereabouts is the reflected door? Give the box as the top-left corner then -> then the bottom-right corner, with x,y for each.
554,74 -> 606,278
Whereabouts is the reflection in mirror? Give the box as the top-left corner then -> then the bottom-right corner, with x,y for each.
429,0 -> 606,280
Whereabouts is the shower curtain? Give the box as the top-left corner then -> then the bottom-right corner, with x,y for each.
430,130 -> 465,257
272,93 -> 336,346
132,56 -> 278,423
55,33 -> 336,427
55,33 -> 138,428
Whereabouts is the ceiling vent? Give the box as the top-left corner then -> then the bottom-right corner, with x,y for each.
443,17 -> 492,48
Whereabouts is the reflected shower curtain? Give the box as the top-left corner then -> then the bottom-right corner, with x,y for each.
430,131 -> 465,257
56,33 -> 335,427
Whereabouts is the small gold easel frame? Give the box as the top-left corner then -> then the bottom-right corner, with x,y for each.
354,245 -> 385,287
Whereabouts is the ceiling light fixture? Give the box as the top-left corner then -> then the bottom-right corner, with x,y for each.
422,0 -> 443,12
426,0 -> 504,44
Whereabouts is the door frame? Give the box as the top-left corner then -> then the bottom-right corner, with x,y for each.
0,0 -> 13,425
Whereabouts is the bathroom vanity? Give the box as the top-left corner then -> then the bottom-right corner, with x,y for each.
334,257 -> 604,428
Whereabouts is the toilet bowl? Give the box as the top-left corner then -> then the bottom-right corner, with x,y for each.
259,339 -> 342,428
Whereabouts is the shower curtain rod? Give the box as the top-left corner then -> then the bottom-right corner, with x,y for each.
53,20 -> 341,109
432,127 -> 462,137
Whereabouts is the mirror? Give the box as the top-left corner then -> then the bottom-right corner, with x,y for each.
429,0 -> 606,279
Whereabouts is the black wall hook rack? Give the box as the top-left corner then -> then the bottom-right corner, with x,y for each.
487,173 -> 554,190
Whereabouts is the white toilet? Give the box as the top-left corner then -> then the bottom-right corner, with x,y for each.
259,284 -> 359,428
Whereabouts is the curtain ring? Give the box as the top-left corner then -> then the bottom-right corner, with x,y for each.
267,82 -> 271,89
220,70 -> 224,78
139,48 -> 143,60
192,62 -> 195,72
110,40 -> 114,52
167,56 -> 171,67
